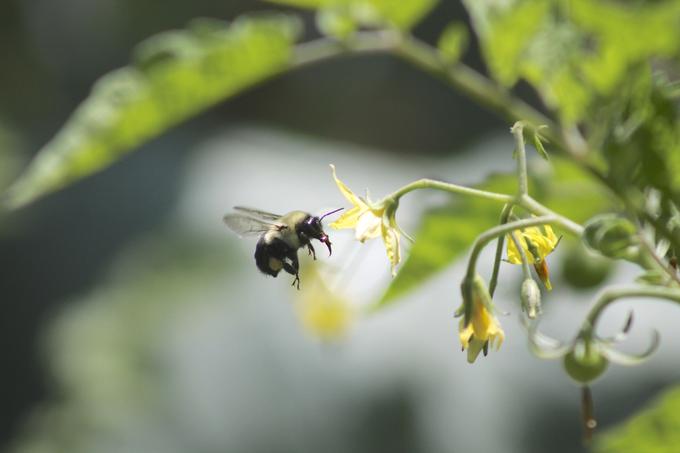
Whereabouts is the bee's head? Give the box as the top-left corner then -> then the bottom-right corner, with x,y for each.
300,208 -> 343,256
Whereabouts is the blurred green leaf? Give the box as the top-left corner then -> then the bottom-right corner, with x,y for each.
2,15 -> 300,209
377,157 -> 610,307
463,0 -> 550,86
437,22 -> 468,65
596,70 -> 680,207
595,385 -> 680,453
269,0 -> 438,30
463,0 -> 680,124
316,6 -> 358,40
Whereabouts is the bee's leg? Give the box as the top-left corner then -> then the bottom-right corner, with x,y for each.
291,274 -> 300,290
282,252 -> 301,290
307,243 -> 316,260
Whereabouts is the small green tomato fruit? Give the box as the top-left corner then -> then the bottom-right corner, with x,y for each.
563,345 -> 609,384
562,243 -> 613,289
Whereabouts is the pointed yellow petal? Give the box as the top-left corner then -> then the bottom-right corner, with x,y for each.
381,222 -> 401,276
459,319 -> 474,349
330,205 -> 362,230
543,224 -> 558,246
507,233 -> 536,264
330,164 -> 365,208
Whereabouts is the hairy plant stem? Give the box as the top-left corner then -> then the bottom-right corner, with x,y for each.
584,286 -> 680,329
511,122 -> 529,196
388,179 -> 514,204
509,231 -> 532,281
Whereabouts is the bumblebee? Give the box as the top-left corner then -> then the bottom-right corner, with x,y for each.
223,206 -> 341,288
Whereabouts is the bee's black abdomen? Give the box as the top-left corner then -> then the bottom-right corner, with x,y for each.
255,238 -> 280,277
255,236 -> 299,277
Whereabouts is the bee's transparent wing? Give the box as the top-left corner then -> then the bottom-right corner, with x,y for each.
223,213 -> 276,237
233,206 -> 282,221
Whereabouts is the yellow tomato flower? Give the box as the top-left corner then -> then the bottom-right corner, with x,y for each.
458,274 -> 505,363
507,223 -> 559,290
329,164 -> 402,276
296,262 -> 354,341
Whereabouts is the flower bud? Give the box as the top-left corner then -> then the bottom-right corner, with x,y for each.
583,215 -> 639,260
520,278 -> 541,319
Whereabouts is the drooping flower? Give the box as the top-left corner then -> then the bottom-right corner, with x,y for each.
458,274 -> 505,363
329,164 -> 402,275
295,261 -> 354,341
507,223 -> 559,290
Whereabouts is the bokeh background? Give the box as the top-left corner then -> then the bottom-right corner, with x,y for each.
2,1 -> 679,452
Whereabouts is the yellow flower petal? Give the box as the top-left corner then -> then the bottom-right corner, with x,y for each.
330,205 -> 362,230
458,287 -> 505,363
330,164 -> 365,208
506,224 -> 559,264
381,220 -> 401,276
458,319 -> 474,349
355,210 -> 383,241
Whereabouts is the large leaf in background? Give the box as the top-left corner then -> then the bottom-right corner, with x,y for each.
595,385 -> 680,453
2,15 -> 300,209
377,157 -> 609,307
463,0 -> 680,124
267,0 -> 438,30
599,71 -> 680,208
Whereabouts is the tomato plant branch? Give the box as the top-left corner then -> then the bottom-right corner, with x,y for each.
584,285 -> 680,330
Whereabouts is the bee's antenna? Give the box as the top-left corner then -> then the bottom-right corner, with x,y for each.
319,207 -> 344,221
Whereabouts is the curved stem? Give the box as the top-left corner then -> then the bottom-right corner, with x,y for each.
585,286 -> 680,328
465,215 -> 558,281
388,178 -> 514,204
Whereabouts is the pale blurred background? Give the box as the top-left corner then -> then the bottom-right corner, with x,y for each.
2,1 -> 679,452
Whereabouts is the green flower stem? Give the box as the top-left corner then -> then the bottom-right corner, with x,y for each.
511,121 -> 529,196
489,203 -> 514,297
388,179 -> 514,204
386,179 -> 583,238
585,286 -> 680,329
465,215 -> 558,282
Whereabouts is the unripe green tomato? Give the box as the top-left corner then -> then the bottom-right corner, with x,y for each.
563,348 -> 609,384
561,243 -> 613,289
